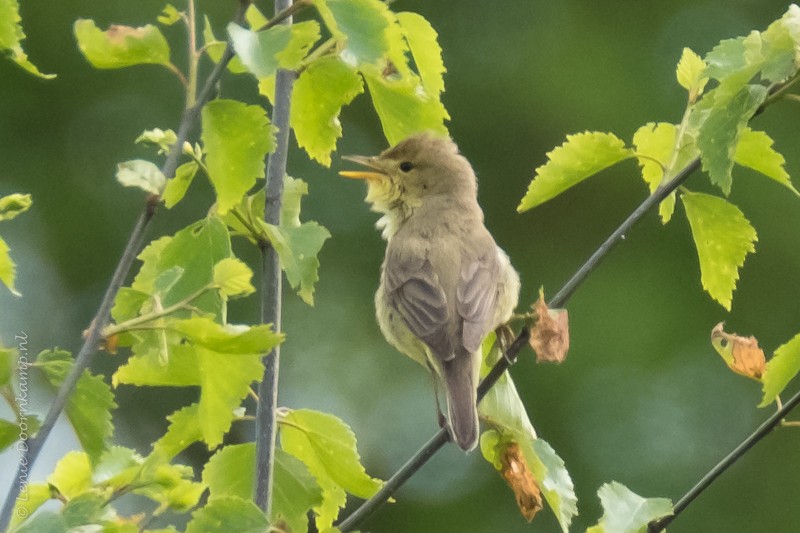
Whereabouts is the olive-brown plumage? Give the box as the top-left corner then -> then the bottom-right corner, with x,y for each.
341,133 -> 520,451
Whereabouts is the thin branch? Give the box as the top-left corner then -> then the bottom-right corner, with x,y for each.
254,0 -> 296,515
0,202 -> 156,530
0,2 -> 256,528
648,386 -> 800,532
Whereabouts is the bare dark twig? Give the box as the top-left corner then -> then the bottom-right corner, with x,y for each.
648,387 -> 800,532
0,1 -> 261,527
254,0 -> 297,515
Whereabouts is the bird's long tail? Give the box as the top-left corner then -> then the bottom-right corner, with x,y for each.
442,352 -> 480,451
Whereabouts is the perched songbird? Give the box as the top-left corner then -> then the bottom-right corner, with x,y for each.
340,133 -> 520,451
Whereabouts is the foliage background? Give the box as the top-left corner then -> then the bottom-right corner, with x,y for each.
1,0 -> 799,531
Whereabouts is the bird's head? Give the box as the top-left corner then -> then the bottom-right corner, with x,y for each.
339,133 -> 478,220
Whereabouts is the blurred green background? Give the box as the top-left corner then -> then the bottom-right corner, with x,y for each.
2,1 -> 800,531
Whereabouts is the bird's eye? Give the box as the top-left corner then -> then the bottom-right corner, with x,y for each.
399,161 -> 414,172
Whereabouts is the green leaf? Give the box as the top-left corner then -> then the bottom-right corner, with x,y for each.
135,128 -> 178,154
131,217 -> 230,308
74,19 -> 171,69
228,21 -> 320,78
202,442 -> 323,533
0,192 -> 32,221
213,258 -> 255,297
281,176 -> 309,229
92,446 -> 143,491
734,128 -> 798,195
9,483 -> 52,530
152,403 -> 203,460
291,57 -> 364,166
0,0 -> 54,78
681,192 -> 757,310
197,347 -> 264,448
632,123 -> 680,223
759,8 -> 800,83
172,316 -> 283,354
760,332 -> 800,407
134,463 -> 204,511
116,159 -> 166,195
116,314 -> 268,449
185,496 -> 269,533
518,132 -> 632,212
589,481 -> 673,533
0,236 -> 20,296
697,84 -> 767,195
204,443 -> 256,501
36,350 -> 116,462
62,492 -> 106,528
158,4 -> 182,26
36,349 -> 74,385
47,450 -> 92,499
245,4 -> 269,29
281,409 -> 382,529
273,448 -> 325,533
704,34 -> 762,87
261,221 -> 331,305
163,161 -> 199,208
113,342 -> 201,387
363,71 -> 449,145
68,371 -> 117,462
315,0 -> 392,65
397,12 -> 446,98
202,99 -> 274,215
676,47 -> 708,100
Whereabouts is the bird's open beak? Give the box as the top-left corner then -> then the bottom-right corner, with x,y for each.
339,155 -> 386,182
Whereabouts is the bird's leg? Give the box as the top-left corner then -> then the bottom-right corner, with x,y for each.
426,361 -> 448,429
495,324 -> 516,364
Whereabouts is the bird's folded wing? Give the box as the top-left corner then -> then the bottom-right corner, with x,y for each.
457,252 -> 500,354
384,253 -> 455,361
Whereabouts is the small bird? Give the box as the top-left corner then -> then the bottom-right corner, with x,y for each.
340,133 -> 520,451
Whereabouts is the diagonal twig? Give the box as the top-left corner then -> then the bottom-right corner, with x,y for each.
648,387 -> 800,532
0,1 -> 259,528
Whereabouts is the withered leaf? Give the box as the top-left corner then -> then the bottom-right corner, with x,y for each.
500,441 -> 543,522
530,292 -> 570,364
710,322 -> 766,380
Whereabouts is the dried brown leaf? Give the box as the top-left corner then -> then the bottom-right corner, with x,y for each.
530,293 -> 570,363
710,322 -> 766,380
500,442 -> 543,522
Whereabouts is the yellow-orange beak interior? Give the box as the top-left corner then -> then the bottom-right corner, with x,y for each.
338,170 -> 385,181
339,155 -> 386,182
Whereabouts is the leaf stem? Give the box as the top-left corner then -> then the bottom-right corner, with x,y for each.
186,0 -> 199,109
298,37 -> 338,72
166,62 -> 189,88
231,206 -> 268,246
102,286 -> 212,337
